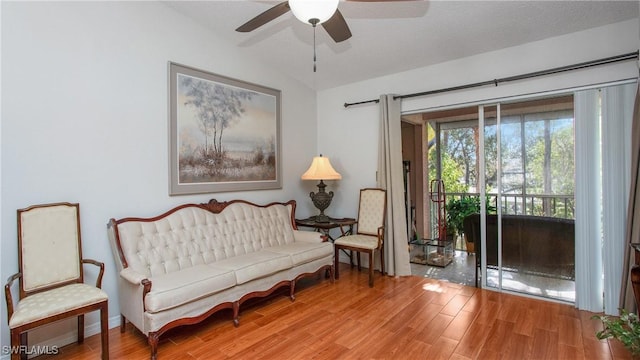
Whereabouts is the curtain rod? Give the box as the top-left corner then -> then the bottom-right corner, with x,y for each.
343,50 -> 639,108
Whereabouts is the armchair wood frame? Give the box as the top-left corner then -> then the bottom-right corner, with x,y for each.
334,188 -> 387,287
4,202 -> 109,360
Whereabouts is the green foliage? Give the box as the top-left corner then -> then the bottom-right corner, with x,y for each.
441,154 -> 468,194
428,151 -> 468,194
592,309 -> 640,356
445,196 -> 496,236
525,120 -> 574,196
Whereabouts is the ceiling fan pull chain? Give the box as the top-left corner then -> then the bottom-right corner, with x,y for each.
310,18 -> 319,73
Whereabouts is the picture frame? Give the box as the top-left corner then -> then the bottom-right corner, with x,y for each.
168,62 -> 282,195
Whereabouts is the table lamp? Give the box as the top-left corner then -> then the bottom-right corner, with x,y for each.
301,154 -> 342,222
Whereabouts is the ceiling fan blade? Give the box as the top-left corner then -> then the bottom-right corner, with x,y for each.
322,9 -> 352,43
236,1 -> 291,33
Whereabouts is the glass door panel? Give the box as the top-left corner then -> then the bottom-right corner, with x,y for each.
426,95 -> 575,301
481,105 -> 499,290
484,98 -> 575,301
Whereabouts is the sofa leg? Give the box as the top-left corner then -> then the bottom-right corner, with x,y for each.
148,332 -> 160,360
289,280 -> 296,301
329,265 -> 335,283
232,301 -> 240,327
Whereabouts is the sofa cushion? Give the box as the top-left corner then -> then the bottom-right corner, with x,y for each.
211,251 -> 292,285
264,242 -> 333,266
145,265 -> 236,313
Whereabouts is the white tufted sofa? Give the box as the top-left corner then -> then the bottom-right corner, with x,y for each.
107,199 -> 333,360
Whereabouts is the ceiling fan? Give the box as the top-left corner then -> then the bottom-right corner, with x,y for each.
236,0 -> 416,43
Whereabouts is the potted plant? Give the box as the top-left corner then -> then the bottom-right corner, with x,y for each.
592,309 -> 640,358
445,195 -> 496,253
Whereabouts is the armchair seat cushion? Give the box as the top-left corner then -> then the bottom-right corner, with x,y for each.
9,283 -> 108,328
264,242 -> 333,266
334,234 -> 379,250
211,251 -> 293,285
145,265 -> 236,313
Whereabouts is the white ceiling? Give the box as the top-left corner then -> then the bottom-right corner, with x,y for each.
165,0 -> 639,91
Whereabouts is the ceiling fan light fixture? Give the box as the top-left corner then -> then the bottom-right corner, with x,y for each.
289,0 -> 339,25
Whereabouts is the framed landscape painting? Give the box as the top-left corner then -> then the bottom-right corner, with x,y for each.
169,63 -> 282,195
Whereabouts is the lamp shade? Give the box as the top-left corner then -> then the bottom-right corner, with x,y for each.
301,155 -> 342,180
289,0 -> 339,25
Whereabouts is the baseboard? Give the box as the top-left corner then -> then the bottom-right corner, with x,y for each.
0,315 -> 122,360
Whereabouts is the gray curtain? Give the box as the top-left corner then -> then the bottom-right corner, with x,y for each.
377,94 -> 411,276
621,81 -> 640,312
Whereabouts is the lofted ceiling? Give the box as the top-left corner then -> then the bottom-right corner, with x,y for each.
164,1 -> 639,91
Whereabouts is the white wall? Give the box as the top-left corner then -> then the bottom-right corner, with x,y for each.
0,1 -> 318,350
318,19 -> 640,223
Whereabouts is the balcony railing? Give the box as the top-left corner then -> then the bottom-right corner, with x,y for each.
446,192 -> 575,219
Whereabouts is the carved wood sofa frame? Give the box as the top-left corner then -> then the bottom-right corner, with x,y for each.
107,199 -> 334,359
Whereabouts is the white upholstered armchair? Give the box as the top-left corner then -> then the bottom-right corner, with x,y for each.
4,203 -> 109,360
334,188 -> 387,287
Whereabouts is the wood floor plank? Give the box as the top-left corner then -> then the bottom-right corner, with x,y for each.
452,317 -> 493,358
496,296 -> 522,323
557,343 -> 586,360
417,313 -> 455,344
36,263 -> 628,360
424,336 -> 459,360
471,297 -> 501,326
512,306 -> 537,337
372,325 -> 425,359
441,309 -> 477,341
447,354 -> 472,360
400,339 -> 433,359
441,293 -> 473,317
299,341 -> 350,360
503,332 -> 533,359
533,301 -> 561,332
342,326 -> 396,358
582,337 -> 614,360
406,302 -> 444,330
381,291 -> 437,332
334,320 -> 383,349
481,319 -> 514,354
530,328 -> 559,359
609,337 -> 634,360
558,314 -> 584,348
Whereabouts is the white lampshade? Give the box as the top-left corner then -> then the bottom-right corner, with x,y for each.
289,0 -> 339,25
301,155 -> 342,180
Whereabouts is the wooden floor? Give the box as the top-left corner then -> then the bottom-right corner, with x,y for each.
37,263 -> 632,360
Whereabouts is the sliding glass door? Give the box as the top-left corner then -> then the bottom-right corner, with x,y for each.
481,98 -> 576,302
423,81 -> 637,309
428,94 -> 576,302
